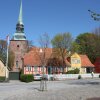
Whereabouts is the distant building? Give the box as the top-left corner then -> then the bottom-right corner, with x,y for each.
23,47 -> 70,75
10,0 -> 28,71
94,57 -> 100,73
0,60 -> 9,78
23,49 -> 94,74
67,53 -> 95,73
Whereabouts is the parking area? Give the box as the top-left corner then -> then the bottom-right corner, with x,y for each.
0,78 -> 100,100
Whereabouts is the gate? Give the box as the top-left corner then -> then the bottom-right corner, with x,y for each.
9,71 -> 20,80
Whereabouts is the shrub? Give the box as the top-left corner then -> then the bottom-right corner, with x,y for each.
20,69 -> 24,74
74,68 -> 80,74
67,68 -> 80,74
19,69 -> 24,80
66,70 -> 75,74
99,74 -> 100,78
20,74 -> 33,82
78,75 -> 81,79
0,77 -> 5,82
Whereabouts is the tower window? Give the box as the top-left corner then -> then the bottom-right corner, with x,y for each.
16,61 -> 18,68
17,45 -> 19,47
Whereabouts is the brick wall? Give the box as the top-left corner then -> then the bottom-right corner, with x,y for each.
10,40 -> 28,71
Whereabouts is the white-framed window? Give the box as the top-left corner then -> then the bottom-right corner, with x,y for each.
72,59 -> 80,64
26,65 -> 31,71
60,67 -> 63,72
34,66 -> 38,72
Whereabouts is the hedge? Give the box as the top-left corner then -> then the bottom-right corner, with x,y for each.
20,74 -> 33,83
67,68 -> 80,74
0,77 -> 5,82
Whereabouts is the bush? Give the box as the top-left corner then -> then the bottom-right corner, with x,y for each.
67,68 -> 80,74
99,74 -> 100,78
20,74 -> 33,83
74,68 -> 80,74
0,77 -> 5,82
66,70 -> 75,74
78,75 -> 81,79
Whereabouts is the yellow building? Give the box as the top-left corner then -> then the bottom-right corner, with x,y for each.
0,60 -> 9,78
68,53 -> 94,73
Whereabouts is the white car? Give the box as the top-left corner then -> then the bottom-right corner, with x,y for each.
34,74 -> 42,81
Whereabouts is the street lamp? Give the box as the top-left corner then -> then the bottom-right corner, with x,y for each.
39,48 -> 47,91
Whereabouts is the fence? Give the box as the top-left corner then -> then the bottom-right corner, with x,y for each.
46,73 -> 100,80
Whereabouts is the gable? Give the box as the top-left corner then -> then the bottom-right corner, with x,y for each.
71,53 -> 81,68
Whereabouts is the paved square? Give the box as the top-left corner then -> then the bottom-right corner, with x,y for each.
0,78 -> 100,100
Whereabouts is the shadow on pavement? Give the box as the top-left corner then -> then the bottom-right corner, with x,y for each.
87,97 -> 100,100
69,81 -> 100,86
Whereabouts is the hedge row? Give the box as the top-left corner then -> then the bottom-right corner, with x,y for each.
67,68 -> 80,74
20,74 -> 33,83
0,77 -> 5,82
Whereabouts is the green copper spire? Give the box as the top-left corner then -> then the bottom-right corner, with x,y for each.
18,0 -> 23,24
12,0 -> 26,40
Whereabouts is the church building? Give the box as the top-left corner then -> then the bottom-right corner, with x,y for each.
10,0 -> 28,71
9,0 -> 95,75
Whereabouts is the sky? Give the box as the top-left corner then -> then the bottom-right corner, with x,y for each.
0,0 -> 100,46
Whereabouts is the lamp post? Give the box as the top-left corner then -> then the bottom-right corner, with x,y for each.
39,48 -> 47,91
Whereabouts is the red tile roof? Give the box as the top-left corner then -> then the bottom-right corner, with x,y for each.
24,47 -> 94,68
24,47 -> 52,66
24,47 -> 70,67
80,55 -> 94,67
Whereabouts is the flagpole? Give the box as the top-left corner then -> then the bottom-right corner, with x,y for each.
5,35 -> 9,81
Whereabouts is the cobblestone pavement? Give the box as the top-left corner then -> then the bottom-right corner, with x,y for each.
0,78 -> 100,100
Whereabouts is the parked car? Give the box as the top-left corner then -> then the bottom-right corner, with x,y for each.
34,74 -> 42,81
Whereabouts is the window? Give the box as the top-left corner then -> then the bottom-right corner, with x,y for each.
17,45 -> 19,47
34,66 -> 38,73
16,61 -> 18,68
28,66 -> 30,71
27,65 -> 31,71
72,59 -> 80,64
60,67 -> 63,72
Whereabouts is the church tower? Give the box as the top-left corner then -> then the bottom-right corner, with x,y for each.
10,0 -> 28,71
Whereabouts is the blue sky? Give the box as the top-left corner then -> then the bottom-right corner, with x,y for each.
0,0 -> 100,46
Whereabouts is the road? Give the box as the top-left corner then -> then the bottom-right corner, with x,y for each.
0,78 -> 100,100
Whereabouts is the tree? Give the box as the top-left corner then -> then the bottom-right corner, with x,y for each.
72,33 -> 93,53
0,39 -> 15,70
51,32 -> 72,71
88,10 -> 100,21
92,27 -> 100,58
0,40 -> 7,64
88,10 -> 100,62
27,40 -> 34,51
39,33 -> 50,66
8,50 -> 15,70
39,33 -> 50,91
72,32 -> 100,63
